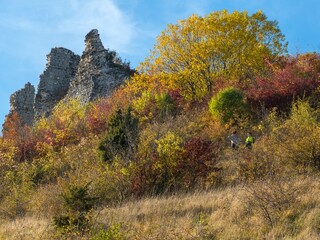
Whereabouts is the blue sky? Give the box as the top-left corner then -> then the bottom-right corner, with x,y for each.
1,0 -> 320,128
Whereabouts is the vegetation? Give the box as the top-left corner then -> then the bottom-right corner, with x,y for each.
1,10 -> 320,239
209,87 -> 247,123
138,10 -> 287,100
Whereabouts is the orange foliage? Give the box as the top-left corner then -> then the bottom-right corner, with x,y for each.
2,112 -> 37,161
86,98 -> 113,134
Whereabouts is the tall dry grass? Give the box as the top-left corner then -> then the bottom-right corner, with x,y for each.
0,176 -> 319,239
0,216 -> 52,240
95,175 -> 320,239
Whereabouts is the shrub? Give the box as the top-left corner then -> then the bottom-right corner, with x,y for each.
209,87 -> 247,123
34,99 -> 87,155
247,53 -> 320,110
0,165 -> 35,219
2,112 -> 37,162
153,131 -> 185,193
155,92 -> 177,121
99,107 -> 139,162
179,137 -> 221,189
253,100 -> 320,173
281,100 -> 320,170
86,98 -> 113,134
246,178 -> 305,228
131,129 -> 185,195
133,91 -> 178,123
53,182 -> 98,235
93,223 -> 127,240
132,91 -> 154,122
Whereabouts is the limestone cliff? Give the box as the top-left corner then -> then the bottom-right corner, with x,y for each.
7,82 -> 35,126
66,29 -> 130,103
5,29 -> 133,127
34,47 -> 80,119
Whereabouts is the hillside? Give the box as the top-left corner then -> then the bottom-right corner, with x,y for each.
0,10 -> 320,239
1,178 -> 320,239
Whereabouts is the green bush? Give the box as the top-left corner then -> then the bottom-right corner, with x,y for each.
278,100 -> 320,170
53,182 -> 98,234
93,223 -> 127,240
209,87 -> 247,123
132,91 -> 177,123
155,92 -> 177,121
99,107 -> 139,162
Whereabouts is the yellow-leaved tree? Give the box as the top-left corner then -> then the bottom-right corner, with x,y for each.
137,10 -> 287,101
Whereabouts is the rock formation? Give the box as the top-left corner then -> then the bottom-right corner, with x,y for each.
66,29 -> 130,103
7,82 -> 35,126
4,29 -> 133,127
34,47 -> 80,119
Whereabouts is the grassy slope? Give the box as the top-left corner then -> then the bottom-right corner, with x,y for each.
1,176 -> 319,240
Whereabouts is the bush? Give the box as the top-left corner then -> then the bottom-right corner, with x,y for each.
179,137 -> 220,189
281,100 -> 320,170
153,131 -> 184,194
133,91 -> 177,123
246,178 -> 305,228
0,165 -> 35,219
86,98 -> 114,134
209,87 -> 247,123
93,223 -> 127,240
155,92 -> 177,121
247,53 -> 320,110
252,100 -> 320,173
53,182 -> 98,235
131,129 -> 185,195
99,107 -> 139,162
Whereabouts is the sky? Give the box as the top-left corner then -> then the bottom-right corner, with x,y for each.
1,0 -> 320,129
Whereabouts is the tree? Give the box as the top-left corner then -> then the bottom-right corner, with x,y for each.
139,10 -> 287,101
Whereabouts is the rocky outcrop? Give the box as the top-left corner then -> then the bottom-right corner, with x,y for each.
4,29 -> 133,127
34,47 -> 80,119
7,82 -> 35,126
66,29 -> 130,103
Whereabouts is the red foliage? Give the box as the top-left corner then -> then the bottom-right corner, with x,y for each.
168,89 -> 184,106
247,53 -> 320,109
35,125 -> 55,147
2,112 -> 37,161
179,137 -> 219,189
86,98 -> 113,134
130,137 -> 222,196
130,153 -> 159,196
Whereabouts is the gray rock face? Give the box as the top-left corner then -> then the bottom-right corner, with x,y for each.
4,29 -> 132,128
8,82 -> 35,126
66,29 -> 130,103
34,47 -> 80,119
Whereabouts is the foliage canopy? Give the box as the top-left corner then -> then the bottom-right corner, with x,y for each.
139,10 -> 287,100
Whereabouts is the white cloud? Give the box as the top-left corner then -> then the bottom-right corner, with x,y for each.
57,0 -> 136,52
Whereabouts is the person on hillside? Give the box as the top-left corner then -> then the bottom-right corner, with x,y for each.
245,132 -> 254,149
229,130 -> 239,149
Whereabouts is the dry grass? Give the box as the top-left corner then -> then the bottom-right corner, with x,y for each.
0,216 -> 53,240
0,176 -> 319,239
96,176 -> 320,240
96,187 -> 256,239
